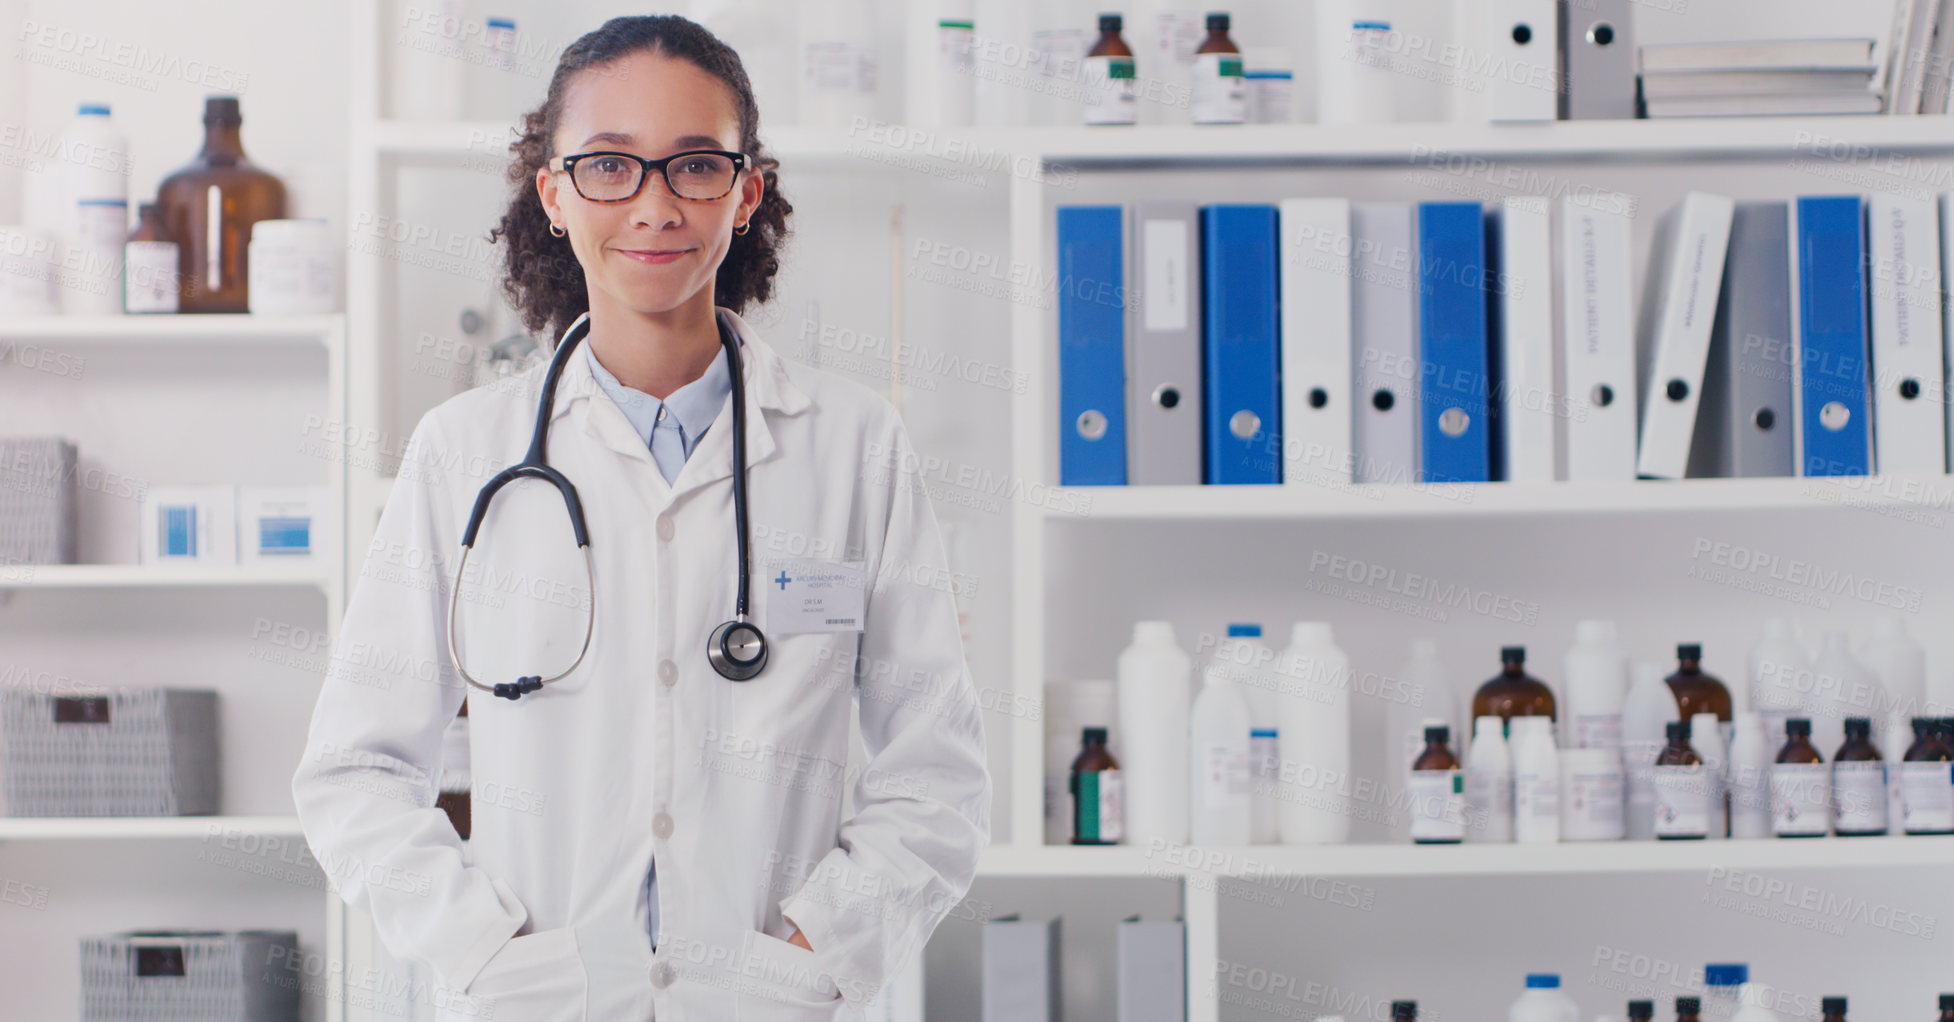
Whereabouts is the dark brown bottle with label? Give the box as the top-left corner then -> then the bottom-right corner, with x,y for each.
1087,13 -> 1133,59
435,701 -> 470,840
1821,997 -> 1846,1022
156,96 -> 287,313
1070,727 -> 1122,845
1665,643 -> 1732,728
1627,1001 -> 1653,1022
1902,719 -> 1954,835
1676,997 -> 1702,1022
1833,718 -> 1886,836
1778,718 -> 1824,765
1472,645 -> 1557,731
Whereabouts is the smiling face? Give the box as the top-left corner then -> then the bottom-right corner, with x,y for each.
535,48 -> 763,321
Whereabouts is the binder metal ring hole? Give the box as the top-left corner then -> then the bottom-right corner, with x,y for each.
1901,378 -> 1921,400
1511,23 -> 1533,45
1588,22 -> 1615,47
1820,401 -> 1850,431
1076,409 -> 1108,440
1152,384 -> 1181,409
1309,387 -> 1329,409
1438,407 -> 1470,438
1591,384 -> 1614,408
1372,389 -> 1395,412
1229,409 -> 1261,440
1753,407 -> 1776,431
1665,379 -> 1689,402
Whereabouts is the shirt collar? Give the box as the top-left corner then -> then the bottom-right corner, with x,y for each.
583,330 -> 734,451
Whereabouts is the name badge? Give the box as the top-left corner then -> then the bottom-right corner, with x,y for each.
764,558 -> 868,635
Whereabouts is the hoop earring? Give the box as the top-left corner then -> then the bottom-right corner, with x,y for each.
549,222 -> 567,238
733,220 -> 751,236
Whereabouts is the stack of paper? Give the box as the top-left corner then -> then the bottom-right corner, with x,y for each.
1637,38 -> 1881,117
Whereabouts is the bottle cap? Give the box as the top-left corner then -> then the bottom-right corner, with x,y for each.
1228,623 -> 1262,638
78,102 -> 110,116
1501,645 -> 1526,664
1575,620 -> 1616,643
1292,621 -> 1334,645
1081,726 -> 1107,743
1526,975 -> 1561,989
1424,725 -> 1449,744
1844,718 -> 1870,738
1627,1001 -> 1654,1018
1915,718 -> 1933,735
1134,621 -> 1177,644
486,16 -> 516,29
1939,994 -> 1954,1011
1704,964 -> 1748,986
1678,642 -> 1702,660
1099,13 -> 1122,31
203,95 -> 242,125
1207,12 -> 1230,30
1786,718 -> 1811,737
1667,721 -> 1689,741
1676,998 -> 1701,1014
1391,1001 -> 1417,1020
1822,998 -> 1846,1014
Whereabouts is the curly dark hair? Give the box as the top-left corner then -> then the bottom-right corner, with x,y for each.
488,15 -> 792,341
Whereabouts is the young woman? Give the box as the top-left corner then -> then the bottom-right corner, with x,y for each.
294,16 -> 991,1022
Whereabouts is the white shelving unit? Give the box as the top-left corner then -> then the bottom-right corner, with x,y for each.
338,5 -> 1954,1022
0,312 -> 349,1022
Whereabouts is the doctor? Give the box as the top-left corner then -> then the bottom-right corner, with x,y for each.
292,14 -> 991,1022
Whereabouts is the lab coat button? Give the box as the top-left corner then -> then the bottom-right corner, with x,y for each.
658,659 -> 678,687
651,960 -> 676,988
656,516 -> 674,541
653,811 -> 674,840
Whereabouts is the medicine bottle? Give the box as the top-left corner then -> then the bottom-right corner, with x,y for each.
1071,727 -> 1124,844
1473,645 -> 1557,732
1831,717 -> 1887,836
1900,717 -> 1954,834
1666,643 -> 1732,744
1652,721 -> 1707,839
1190,12 -> 1246,124
1083,14 -> 1138,126
124,203 -> 179,314
156,96 -> 287,313
1772,718 -> 1829,838
1409,725 -> 1465,844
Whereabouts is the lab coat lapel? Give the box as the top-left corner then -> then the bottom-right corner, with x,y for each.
665,309 -> 810,501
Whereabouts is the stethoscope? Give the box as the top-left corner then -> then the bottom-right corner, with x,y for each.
445,310 -> 768,699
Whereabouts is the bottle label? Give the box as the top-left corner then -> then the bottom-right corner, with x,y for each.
939,25 -> 975,77
1250,731 -> 1279,786
1083,55 -> 1139,124
1154,11 -> 1203,69
1189,51 -> 1246,123
1573,712 -> 1622,749
1771,763 -> 1831,836
1408,768 -> 1465,841
1622,739 -> 1662,805
1203,742 -> 1250,801
124,240 -> 180,313
1075,768 -> 1124,842
1900,761 -> 1954,832
1563,763 -> 1625,839
1832,762 -> 1887,833
1651,764 -> 1708,837
1515,767 -> 1560,823
1463,765 -> 1513,840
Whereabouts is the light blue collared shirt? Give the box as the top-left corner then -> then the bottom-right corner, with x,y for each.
582,333 -> 735,950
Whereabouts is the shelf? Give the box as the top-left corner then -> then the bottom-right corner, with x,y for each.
0,815 -> 304,841
1042,474 -> 1954,521
362,115 -> 1954,171
981,834 -> 1954,878
0,563 -> 333,590
0,314 -> 343,345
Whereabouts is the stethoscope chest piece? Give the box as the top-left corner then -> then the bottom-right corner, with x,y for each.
707,618 -> 768,681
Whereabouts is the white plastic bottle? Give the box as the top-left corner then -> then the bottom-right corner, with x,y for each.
1809,630 -> 1879,758
1563,619 -> 1628,749
1512,716 -> 1561,843
1117,621 -> 1193,845
1692,712 -> 1729,840
1729,983 -> 1781,1022
1749,619 -> 1811,746
1509,974 -> 1581,1022
1464,715 -> 1514,842
1213,623 -> 1282,844
1703,964 -> 1749,1022
62,102 -> 127,316
1190,655 -> 1252,844
1621,661 -> 1680,840
1276,622 -> 1352,844
1727,712 -> 1772,839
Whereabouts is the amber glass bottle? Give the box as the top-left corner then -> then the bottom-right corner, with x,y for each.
1833,718 -> 1887,836
1677,997 -> 1702,1022
1821,998 -> 1847,1022
1070,727 -> 1123,845
156,96 -> 287,313
1665,643 -> 1732,729
1472,645 -> 1557,730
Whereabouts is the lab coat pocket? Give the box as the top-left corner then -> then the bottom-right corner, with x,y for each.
456,927 -> 588,1022
732,928 -> 845,1022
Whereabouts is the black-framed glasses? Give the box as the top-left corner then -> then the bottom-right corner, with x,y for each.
550,149 -> 750,203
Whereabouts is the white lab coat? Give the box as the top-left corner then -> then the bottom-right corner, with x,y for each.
291,306 -> 992,1022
